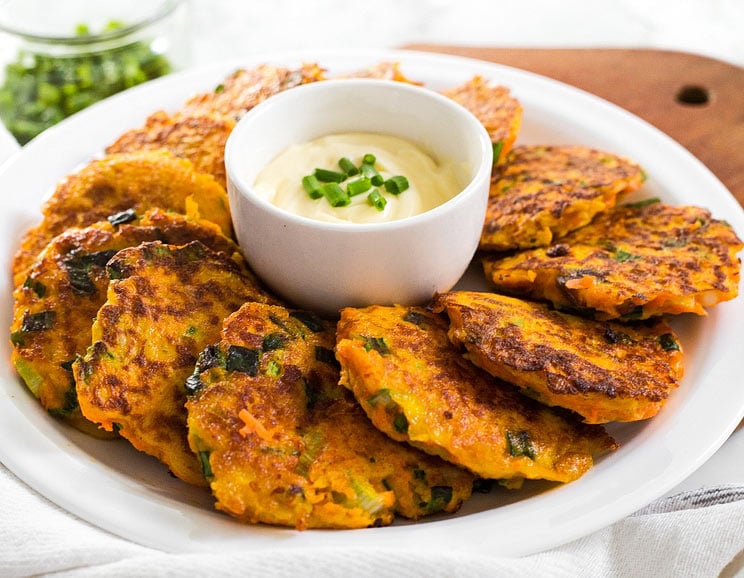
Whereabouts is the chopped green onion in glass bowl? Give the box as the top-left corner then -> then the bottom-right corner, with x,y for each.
0,0 -> 189,144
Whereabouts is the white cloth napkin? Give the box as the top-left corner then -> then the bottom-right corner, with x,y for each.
1,461 -> 743,578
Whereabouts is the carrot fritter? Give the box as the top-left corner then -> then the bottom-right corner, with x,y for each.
433,291 -> 684,424
479,145 -> 646,251
336,305 -> 616,485
105,111 -> 235,188
12,150 -> 231,287
10,209 -> 240,435
73,241 -> 279,486
186,302 -> 473,530
440,76 -> 522,165
335,61 -> 422,84
483,201 -> 743,320
179,62 -> 325,121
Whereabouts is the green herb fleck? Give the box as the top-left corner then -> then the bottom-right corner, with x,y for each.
48,386 -> 79,417
492,140 -> 504,164
658,333 -> 681,351
613,249 -> 640,263
301,174 -> 323,199
426,485 -> 453,512
23,277 -> 46,298
393,413 -> 409,434
314,167 -> 347,183
367,389 -> 393,407
604,326 -> 635,345
198,450 -> 214,481
266,359 -> 282,377
506,430 -> 536,460
362,336 -> 390,355
366,188 -> 387,211
321,182 -> 350,207
225,345 -> 259,376
295,431 -> 323,477
622,197 -> 660,209
338,156 -> 359,176
262,332 -> 287,352
21,310 -> 56,333
347,176 -> 372,197
384,175 -> 409,195
63,249 -> 117,295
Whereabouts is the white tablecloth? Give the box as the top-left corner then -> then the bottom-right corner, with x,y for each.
1,460 -> 743,577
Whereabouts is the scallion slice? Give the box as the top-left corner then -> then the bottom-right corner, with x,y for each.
361,163 -> 384,186
384,175 -> 409,195
362,153 -> 376,165
492,140 -> 504,165
314,168 -> 346,183
347,176 -> 372,196
367,189 -> 387,211
302,174 -> 323,199
322,183 -> 351,207
338,156 -> 359,176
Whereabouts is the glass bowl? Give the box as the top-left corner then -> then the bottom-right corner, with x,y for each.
0,0 -> 189,144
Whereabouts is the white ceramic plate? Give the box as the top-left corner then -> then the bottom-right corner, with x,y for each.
1,49 -> 742,557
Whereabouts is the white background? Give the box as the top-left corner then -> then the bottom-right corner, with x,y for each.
188,0 -> 744,68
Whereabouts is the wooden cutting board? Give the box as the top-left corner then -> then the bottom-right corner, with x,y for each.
404,45 -> 744,209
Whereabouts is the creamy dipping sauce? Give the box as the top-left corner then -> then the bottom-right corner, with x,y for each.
252,132 -> 464,224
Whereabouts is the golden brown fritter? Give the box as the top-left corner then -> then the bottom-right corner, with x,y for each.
479,145 -> 646,251
336,305 -> 616,485
10,209 -> 240,435
440,76 -> 522,165
186,302 -> 473,530
334,61 -> 422,84
73,241 -> 279,486
483,200 -> 743,320
433,291 -> 685,424
105,111 -> 235,189
179,62 -> 325,121
12,150 -> 232,286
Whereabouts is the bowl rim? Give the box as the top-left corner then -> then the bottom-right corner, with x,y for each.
225,77 -> 494,234
0,0 -> 183,44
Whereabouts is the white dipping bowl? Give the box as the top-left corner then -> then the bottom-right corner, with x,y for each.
225,78 -> 492,316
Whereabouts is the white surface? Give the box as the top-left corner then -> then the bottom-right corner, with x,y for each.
1,50 -> 743,558
186,0 -> 744,68
225,78 -> 491,314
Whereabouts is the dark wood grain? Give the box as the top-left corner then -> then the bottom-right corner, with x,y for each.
404,45 -> 744,208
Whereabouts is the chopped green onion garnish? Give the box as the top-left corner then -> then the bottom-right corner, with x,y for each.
361,163 -> 384,186
362,153 -> 376,165
314,168 -> 346,183
384,175 -> 409,195
338,157 -> 359,176
347,176 -> 372,196
367,189 -> 387,211
322,183 -> 351,207
302,175 -> 323,199
492,140 -> 504,165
